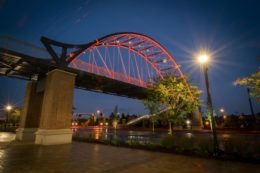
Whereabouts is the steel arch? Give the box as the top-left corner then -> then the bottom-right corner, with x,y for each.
41,32 -> 185,88
69,32 -> 184,79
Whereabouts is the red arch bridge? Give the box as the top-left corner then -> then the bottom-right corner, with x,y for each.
0,32 -> 200,145
0,32 -> 185,99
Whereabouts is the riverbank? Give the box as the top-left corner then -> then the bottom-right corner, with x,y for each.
73,127 -> 260,163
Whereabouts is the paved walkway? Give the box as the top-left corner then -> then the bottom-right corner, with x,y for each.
0,132 -> 259,173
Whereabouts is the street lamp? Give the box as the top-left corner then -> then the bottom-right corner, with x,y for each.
220,108 -> 224,114
197,53 -> 219,155
5,104 -> 13,130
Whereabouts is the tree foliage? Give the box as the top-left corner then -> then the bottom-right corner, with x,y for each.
235,70 -> 260,102
143,74 -> 201,126
9,108 -> 21,123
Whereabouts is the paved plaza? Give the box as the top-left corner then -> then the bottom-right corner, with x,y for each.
0,132 -> 259,173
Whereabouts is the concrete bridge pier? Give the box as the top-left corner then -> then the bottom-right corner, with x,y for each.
16,69 -> 76,145
16,81 -> 43,142
191,107 -> 203,130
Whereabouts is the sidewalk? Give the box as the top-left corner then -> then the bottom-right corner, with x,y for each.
0,132 -> 259,173
0,132 -> 15,149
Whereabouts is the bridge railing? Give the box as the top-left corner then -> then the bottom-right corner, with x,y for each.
71,59 -> 147,87
0,35 -> 51,59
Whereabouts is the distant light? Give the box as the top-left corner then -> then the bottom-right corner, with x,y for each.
220,108 -> 225,113
205,121 -> 209,125
100,122 -> 103,126
162,59 -> 167,63
112,121 -> 118,129
186,120 -> 191,125
5,105 -> 12,111
223,115 -> 227,119
128,41 -> 132,44
105,122 -> 108,126
69,53 -> 74,58
96,110 -> 101,114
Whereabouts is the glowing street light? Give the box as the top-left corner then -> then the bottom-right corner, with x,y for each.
220,108 -> 226,120
198,54 -> 209,64
197,52 -> 219,155
5,105 -> 13,111
5,104 -> 13,130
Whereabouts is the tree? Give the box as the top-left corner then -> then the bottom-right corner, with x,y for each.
143,74 -> 201,134
235,70 -> 260,102
9,108 -> 21,125
150,115 -> 159,132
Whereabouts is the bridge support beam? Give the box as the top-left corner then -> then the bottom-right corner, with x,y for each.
16,81 -> 43,141
35,69 -> 76,145
191,107 -> 203,130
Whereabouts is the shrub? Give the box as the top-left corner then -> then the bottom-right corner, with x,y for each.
197,138 -> 213,154
222,139 -> 235,154
161,135 -> 177,149
179,137 -> 196,151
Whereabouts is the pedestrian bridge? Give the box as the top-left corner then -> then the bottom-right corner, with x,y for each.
0,32 -> 200,145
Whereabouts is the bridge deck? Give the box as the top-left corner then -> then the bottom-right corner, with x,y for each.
0,48 -> 147,99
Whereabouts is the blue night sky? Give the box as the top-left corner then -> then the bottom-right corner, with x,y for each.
0,0 -> 259,116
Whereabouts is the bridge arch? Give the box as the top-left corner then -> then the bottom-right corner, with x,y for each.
42,32 -> 185,88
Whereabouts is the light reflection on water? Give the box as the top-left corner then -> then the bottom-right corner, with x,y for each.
186,132 -> 193,138
73,127 -> 260,145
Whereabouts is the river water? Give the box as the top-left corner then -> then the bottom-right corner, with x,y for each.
73,126 -> 260,146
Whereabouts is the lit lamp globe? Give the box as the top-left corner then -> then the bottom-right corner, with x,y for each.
5,105 -> 13,111
198,54 -> 209,64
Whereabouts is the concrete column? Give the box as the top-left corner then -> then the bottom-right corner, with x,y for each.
16,81 -> 43,141
191,107 -> 203,130
35,69 -> 76,145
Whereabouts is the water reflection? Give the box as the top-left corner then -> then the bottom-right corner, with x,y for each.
186,132 -> 193,138
73,127 -> 260,146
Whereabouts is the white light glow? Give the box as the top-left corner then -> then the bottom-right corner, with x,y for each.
5,105 -> 12,111
198,54 -> 209,63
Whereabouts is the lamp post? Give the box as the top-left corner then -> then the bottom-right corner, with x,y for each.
5,104 -> 13,130
246,88 -> 255,117
198,54 -> 219,155
246,88 -> 258,128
